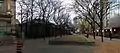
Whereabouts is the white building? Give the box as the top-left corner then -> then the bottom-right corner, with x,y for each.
0,0 -> 16,36
0,0 -> 16,45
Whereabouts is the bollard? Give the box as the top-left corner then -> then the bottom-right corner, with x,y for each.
16,40 -> 22,53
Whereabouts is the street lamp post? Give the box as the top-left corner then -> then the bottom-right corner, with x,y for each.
97,30 -> 99,36
114,29 -> 116,31
102,30 -> 104,37
110,29 -> 112,40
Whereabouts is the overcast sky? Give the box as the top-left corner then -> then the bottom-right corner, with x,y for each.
61,0 -> 120,18
16,0 -> 120,23
60,0 -> 76,22
16,0 -> 76,23
109,0 -> 120,18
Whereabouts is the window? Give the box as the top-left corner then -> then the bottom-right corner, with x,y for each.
0,0 -> 3,11
0,0 -> 3,5
0,22 -> 7,36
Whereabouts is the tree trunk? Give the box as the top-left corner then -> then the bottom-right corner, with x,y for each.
93,17 -> 96,39
86,29 -> 89,38
100,0 -> 104,42
100,19 -> 103,42
93,25 -> 95,39
93,29 -> 95,39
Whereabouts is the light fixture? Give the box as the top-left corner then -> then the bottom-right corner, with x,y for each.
110,29 -> 112,32
97,30 -> 99,32
7,11 -> 11,15
106,29 -> 107,31
114,29 -> 116,31
102,30 -> 104,32
7,9 -> 12,15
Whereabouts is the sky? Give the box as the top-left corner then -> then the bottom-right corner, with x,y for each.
109,0 -> 120,18
60,0 -> 77,23
61,0 -> 120,22
16,0 -> 76,23
61,0 -> 73,5
16,0 -> 120,23
61,0 -> 120,19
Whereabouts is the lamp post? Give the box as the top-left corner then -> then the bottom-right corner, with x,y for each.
97,30 -> 99,32
110,29 -> 112,40
97,30 -> 99,36
102,30 -> 104,36
102,30 -> 104,32
106,29 -> 107,31
114,29 -> 116,31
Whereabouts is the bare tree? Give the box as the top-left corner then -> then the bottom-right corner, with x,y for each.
72,0 -> 118,41
17,0 -> 72,39
72,0 -> 97,39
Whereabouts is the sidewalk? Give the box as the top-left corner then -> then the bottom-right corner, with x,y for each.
91,36 -> 120,53
0,36 -> 14,46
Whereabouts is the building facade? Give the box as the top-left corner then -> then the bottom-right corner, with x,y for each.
0,0 -> 16,36
104,0 -> 120,38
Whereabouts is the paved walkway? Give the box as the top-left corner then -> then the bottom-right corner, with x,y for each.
92,36 -> 120,53
0,35 -> 120,53
0,45 -> 15,53
23,37 -> 94,53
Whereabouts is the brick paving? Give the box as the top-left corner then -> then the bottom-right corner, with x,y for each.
93,36 -> 120,53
